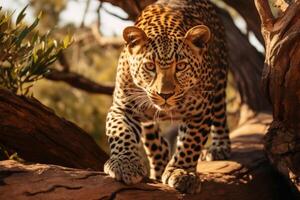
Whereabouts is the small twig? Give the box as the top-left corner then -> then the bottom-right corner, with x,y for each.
96,2 -> 103,32
132,0 -> 142,12
58,53 -> 70,72
81,0 -> 91,27
273,0 -> 300,33
102,6 -> 130,21
254,0 -> 274,32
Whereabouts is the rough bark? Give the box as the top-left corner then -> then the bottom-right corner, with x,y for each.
2,113 -> 295,200
0,89 -> 108,170
255,0 -> 300,192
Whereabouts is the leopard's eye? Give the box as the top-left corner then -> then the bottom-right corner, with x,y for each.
144,62 -> 156,72
176,62 -> 188,72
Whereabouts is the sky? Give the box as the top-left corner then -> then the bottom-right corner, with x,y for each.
0,0 -> 263,51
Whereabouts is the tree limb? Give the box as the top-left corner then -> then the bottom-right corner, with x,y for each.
2,113 -> 295,200
0,89 -> 109,170
102,6 -> 130,21
80,0 -> 91,27
57,53 -> 70,72
46,69 -> 114,95
254,0 -> 274,32
223,0 -> 264,44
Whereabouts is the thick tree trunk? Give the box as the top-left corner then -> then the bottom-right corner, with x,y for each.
0,89 -> 108,170
255,0 -> 300,192
2,114 -> 295,200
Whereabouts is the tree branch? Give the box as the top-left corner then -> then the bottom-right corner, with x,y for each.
2,113 -> 293,200
46,69 -> 114,95
96,2 -> 103,32
80,0 -> 91,27
74,27 -> 124,48
254,0 -> 274,32
103,6 -> 130,21
98,0 -> 153,20
223,0 -> 264,44
0,89 -> 109,170
219,8 -> 270,113
57,53 -> 70,72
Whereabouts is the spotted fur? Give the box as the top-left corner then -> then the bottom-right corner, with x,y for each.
104,0 -> 231,194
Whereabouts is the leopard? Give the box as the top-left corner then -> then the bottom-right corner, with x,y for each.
104,0 -> 231,194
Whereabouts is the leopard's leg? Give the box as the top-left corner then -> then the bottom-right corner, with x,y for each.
162,101 -> 212,194
104,106 -> 147,185
141,122 -> 170,180
203,73 -> 231,161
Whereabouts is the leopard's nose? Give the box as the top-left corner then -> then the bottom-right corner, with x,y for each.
157,92 -> 175,100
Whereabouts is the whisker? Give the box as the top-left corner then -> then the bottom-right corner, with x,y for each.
154,109 -> 161,122
132,98 -> 147,110
169,110 -> 174,125
137,99 -> 149,110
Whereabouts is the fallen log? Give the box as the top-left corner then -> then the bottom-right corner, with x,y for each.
1,113 -> 296,200
0,89 -> 108,170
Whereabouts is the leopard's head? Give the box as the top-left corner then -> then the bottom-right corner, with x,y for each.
123,25 -> 211,111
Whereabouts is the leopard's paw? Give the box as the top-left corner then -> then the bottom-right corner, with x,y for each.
104,154 -> 147,184
162,167 -> 201,194
201,145 -> 231,161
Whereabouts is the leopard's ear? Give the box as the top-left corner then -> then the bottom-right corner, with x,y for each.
184,25 -> 211,51
123,26 -> 148,54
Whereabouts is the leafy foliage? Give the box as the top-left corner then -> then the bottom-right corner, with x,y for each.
0,6 -> 72,95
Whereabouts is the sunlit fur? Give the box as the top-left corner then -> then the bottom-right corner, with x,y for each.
104,0 -> 231,194
127,34 -> 209,110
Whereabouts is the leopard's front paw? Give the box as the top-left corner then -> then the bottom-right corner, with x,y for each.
104,154 -> 147,184
201,145 -> 231,161
162,167 -> 201,194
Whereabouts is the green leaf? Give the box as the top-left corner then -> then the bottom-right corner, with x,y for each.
15,26 -> 30,46
43,44 -> 55,58
19,64 -> 30,77
0,7 -> 72,95
63,34 -> 73,49
16,5 -> 28,25
27,15 -> 40,32
32,49 -> 38,63
0,21 -> 9,32
31,31 -> 39,44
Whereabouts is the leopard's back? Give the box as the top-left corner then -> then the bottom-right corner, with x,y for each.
135,0 -> 228,70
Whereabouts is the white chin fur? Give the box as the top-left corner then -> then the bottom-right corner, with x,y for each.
154,104 -> 162,110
